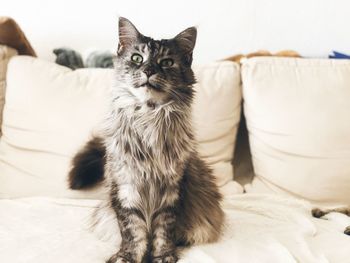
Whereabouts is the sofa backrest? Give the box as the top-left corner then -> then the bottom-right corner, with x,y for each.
0,56 -> 243,198
242,57 -> 350,206
0,45 -> 17,135
2,54 -> 349,207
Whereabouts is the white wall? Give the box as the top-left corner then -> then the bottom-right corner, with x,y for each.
2,0 -> 350,64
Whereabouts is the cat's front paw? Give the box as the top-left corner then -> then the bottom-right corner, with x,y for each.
344,226 -> 350,235
152,252 -> 178,263
106,253 -> 132,263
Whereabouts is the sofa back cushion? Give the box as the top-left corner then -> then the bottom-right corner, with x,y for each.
242,57 -> 350,206
0,45 -> 17,135
0,56 -> 242,198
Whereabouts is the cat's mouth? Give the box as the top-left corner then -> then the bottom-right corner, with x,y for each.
132,81 -> 169,105
140,81 -> 164,92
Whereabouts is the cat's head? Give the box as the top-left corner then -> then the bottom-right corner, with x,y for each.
114,17 -> 197,107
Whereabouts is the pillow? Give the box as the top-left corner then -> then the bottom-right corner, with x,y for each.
0,56 -> 242,199
193,62 -> 243,195
0,45 -> 17,135
242,57 -> 350,206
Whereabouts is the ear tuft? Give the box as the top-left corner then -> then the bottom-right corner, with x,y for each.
174,27 -> 197,54
118,17 -> 141,48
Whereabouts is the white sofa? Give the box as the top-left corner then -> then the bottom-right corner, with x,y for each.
0,46 -> 350,263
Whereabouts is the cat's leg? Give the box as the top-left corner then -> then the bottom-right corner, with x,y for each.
151,207 -> 178,263
175,155 -> 224,245
107,207 -> 148,263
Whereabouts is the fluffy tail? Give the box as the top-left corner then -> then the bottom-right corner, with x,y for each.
68,137 -> 106,189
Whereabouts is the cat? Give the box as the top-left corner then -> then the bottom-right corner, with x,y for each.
68,17 -> 224,263
312,207 -> 350,235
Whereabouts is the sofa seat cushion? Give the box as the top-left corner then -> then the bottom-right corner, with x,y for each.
1,195 -> 350,262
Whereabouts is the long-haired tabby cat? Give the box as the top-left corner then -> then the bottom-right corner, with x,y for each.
68,17 -> 224,263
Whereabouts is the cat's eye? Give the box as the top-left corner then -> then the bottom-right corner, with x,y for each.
131,53 -> 143,64
159,58 -> 174,67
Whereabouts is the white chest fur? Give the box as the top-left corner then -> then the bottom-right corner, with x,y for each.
102,98 -> 193,224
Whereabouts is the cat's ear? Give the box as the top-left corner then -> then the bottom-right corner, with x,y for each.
118,17 -> 141,50
175,27 -> 197,53
174,27 -> 197,65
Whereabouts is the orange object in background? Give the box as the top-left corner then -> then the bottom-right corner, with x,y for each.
0,16 -> 36,56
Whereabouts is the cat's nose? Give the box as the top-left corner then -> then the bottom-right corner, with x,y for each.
143,66 -> 156,77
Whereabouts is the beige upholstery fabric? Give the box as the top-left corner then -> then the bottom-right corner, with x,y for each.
0,56 -> 242,198
242,57 -> 350,206
0,45 -> 17,135
0,57 -> 110,199
192,62 -> 242,194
